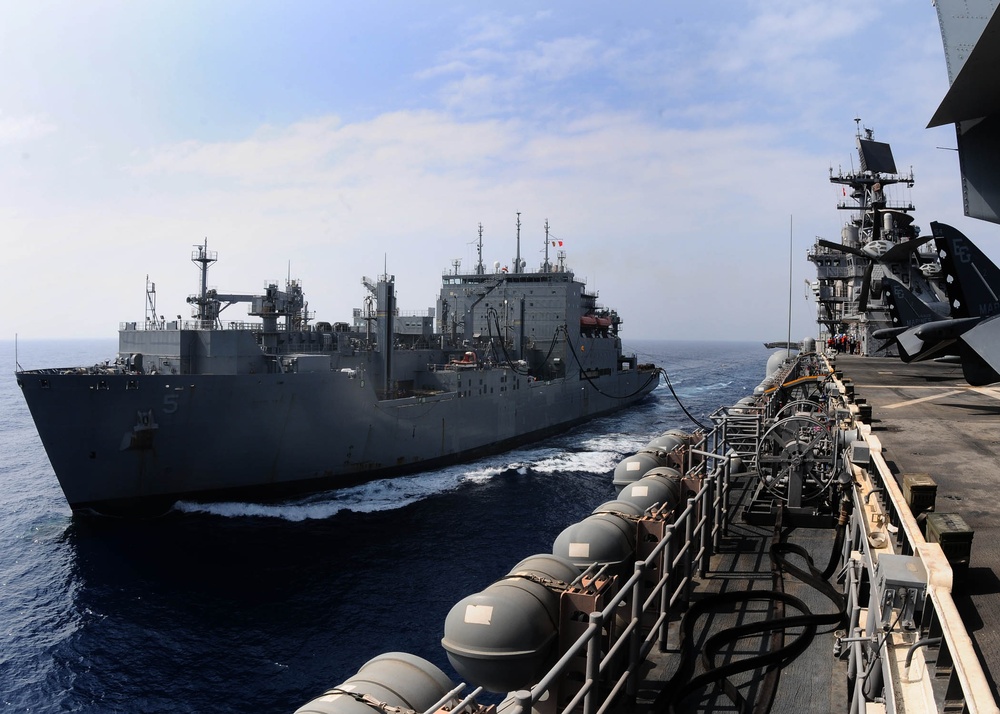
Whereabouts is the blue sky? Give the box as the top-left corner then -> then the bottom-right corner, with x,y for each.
0,0 -> 980,343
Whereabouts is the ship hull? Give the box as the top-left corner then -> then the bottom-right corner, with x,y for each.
17,367 -> 657,516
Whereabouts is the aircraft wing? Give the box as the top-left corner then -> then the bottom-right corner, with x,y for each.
955,315 -> 1000,385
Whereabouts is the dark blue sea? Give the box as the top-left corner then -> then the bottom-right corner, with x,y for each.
1,339 -> 767,713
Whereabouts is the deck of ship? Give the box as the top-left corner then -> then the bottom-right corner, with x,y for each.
622,353 -> 1000,713
287,351 -> 1000,714
833,354 -> 1000,702
628,506 -> 847,713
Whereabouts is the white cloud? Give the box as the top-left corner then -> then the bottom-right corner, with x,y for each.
513,36 -> 605,80
0,113 -> 56,145
458,12 -> 528,49
0,0 -> 976,346
712,2 -> 874,75
5,105 -> 842,341
422,13 -> 618,116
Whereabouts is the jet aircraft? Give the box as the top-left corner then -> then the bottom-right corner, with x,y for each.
872,222 -> 1000,385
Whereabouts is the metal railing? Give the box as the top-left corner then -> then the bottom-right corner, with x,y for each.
825,369 -> 997,714
287,351 -> 994,714
427,355 -> 998,714
492,441 -> 736,714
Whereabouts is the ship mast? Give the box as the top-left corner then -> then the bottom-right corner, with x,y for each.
810,121 -> 928,356
191,239 -> 218,323
830,119 -> 915,248
145,275 -> 164,330
476,223 -> 485,275
543,219 -> 551,273
514,212 -> 522,274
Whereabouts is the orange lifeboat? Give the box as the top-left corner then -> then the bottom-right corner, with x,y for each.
449,351 -> 478,368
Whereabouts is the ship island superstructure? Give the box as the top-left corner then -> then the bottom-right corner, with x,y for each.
16,223 -> 658,516
808,123 -> 947,356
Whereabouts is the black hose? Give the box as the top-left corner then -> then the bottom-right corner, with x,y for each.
651,522 -> 847,714
485,307 -> 530,375
561,329 -> 660,400
660,368 -> 710,431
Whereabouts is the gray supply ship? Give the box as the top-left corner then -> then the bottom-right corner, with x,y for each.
16,222 -> 658,516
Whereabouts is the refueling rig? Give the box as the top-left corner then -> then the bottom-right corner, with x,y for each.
294,349 -> 995,714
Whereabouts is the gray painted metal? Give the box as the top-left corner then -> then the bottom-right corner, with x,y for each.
933,1 -> 1000,223
809,128 -> 945,356
16,246 -> 657,515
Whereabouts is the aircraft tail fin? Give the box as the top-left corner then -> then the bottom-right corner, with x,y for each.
932,221 -> 1000,319
882,277 -> 938,328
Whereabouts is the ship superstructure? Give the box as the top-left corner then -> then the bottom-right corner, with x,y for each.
808,123 -> 946,355
16,224 -> 658,516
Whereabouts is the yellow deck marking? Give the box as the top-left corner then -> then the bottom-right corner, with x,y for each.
968,386 -> 1000,401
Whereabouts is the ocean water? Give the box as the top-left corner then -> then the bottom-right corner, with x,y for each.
1,339 -> 767,713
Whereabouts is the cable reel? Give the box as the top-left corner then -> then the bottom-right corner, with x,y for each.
754,415 -> 837,507
772,399 -> 825,421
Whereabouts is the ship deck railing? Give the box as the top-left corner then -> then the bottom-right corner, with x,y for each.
120,319 -> 267,332
826,364 -> 996,713
809,265 -> 865,281
496,436 -> 737,714
435,354 -> 997,714
120,320 -> 332,334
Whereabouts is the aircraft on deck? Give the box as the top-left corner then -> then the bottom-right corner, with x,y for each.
873,222 -> 1000,385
